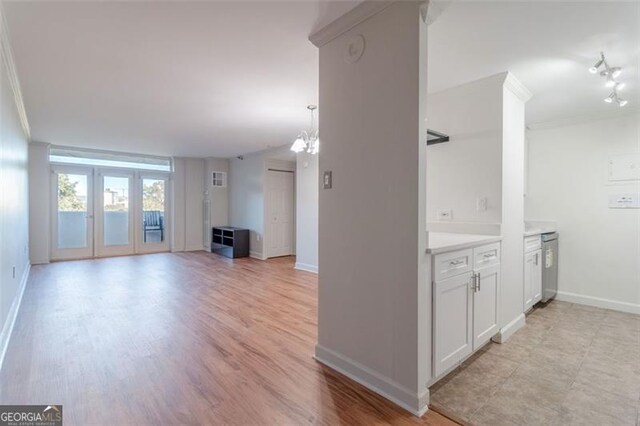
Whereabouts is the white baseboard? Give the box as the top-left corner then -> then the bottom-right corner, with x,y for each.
30,258 -> 49,265
250,251 -> 266,260
314,344 -> 429,417
555,291 -> 640,315
493,313 -> 526,344
0,263 -> 30,372
294,262 -> 318,274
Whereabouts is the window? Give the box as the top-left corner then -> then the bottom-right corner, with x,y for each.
212,171 -> 227,188
50,146 -> 171,172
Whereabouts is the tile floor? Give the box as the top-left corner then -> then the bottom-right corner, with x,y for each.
430,301 -> 640,425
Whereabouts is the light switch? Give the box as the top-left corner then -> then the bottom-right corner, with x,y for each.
323,171 -> 332,189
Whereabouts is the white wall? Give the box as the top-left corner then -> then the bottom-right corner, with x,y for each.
228,145 -> 292,259
172,157 -> 205,252
205,157 -> 229,227
426,74 -> 504,227
28,142 -> 49,264
0,25 -> 30,366
294,151 -> 318,273
313,2 -> 429,415
526,113 -> 640,313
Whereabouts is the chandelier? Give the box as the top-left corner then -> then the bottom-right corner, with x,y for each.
290,105 -> 319,154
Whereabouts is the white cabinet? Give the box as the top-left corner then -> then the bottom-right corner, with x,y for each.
432,243 -> 501,378
473,263 -> 500,348
524,248 -> 542,311
433,272 -> 474,377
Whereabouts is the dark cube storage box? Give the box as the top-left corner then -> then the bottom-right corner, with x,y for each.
211,227 -> 249,258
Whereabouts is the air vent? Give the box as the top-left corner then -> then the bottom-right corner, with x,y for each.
212,171 -> 227,188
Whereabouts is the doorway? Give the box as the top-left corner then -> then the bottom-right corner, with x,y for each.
51,167 -> 170,260
265,166 -> 295,258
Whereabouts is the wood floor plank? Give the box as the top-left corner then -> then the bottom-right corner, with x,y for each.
0,253 -> 457,425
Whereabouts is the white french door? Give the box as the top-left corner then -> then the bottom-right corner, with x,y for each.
51,166 -> 94,260
51,167 -> 170,259
137,173 -> 170,254
96,170 -> 134,257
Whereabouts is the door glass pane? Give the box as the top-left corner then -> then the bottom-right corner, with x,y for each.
57,173 -> 88,249
142,179 -> 165,243
103,176 -> 129,246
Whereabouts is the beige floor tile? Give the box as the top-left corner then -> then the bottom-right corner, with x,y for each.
483,340 -> 532,363
430,368 -> 506,421
575,353 -> 640,401
550,382 -> 638,426
461,350 -> 520,379
602,311 -> 640,332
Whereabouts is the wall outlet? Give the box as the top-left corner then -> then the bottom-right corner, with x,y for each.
477,197 -> 488,212
437,209 -> 453,221
12,266 -> 16,279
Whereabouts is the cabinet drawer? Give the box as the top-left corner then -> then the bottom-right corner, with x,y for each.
524,235 -> 541,252
473,243 -> 501,269
434,249 -> 473,281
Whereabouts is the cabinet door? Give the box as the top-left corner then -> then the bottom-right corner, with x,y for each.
532,249 -> 542,304
473,264 -> 500,349
433,273 -> 474,377
524,251 -> 535,311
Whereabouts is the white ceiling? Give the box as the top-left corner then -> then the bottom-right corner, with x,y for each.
4,0 -> 358,158
6,1 -> 639,157
427,1 -> 640,125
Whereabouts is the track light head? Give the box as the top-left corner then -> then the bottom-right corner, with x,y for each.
610,67 -> 622,78
614,82 -> 626,91
604,93 -> 615,103
619,99 -> 628,107
589,53 -> 605,73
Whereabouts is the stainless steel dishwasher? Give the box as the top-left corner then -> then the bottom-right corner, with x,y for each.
541,232 -> 558,302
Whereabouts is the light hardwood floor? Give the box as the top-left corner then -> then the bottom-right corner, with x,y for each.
0,253 -> 456,425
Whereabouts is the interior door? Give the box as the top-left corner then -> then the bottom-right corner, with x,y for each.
51,166 -> 94,260
473,264 -> 500,349
138,174 -> 170,253
266,169 -> 294,258
97,170 -> 134,257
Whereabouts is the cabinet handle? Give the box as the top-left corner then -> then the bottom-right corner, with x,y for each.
476,272 -> 481,291
450,259 -> 464,266
483,253 -> 494,259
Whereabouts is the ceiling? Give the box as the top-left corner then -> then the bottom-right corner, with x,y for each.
427,1 -> 640,125
6,1 -> 639,157
4,0 -> 357,158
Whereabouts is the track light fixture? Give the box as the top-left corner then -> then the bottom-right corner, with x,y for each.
589,53 -> 605,74
590,52 -> 628,107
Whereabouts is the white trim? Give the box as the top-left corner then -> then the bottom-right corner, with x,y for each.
294,262 -> 318,274
0,3 -> 30,140
492,313 -> 526,344
555,291 -> 640,315
309,0 -> 394,47
504,73 -> 533,103
527,108 -> 640,132
314,344 -> 429,417
0,263 -> 30,373
250,251 -> 266,260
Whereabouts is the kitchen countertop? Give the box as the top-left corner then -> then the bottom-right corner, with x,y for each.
426,232 -> 502,254
524,221 -> 557,237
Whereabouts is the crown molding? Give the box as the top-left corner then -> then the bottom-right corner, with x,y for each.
0,3 -> 30,140
527,107 -> 640,132
309,1 -> 395,47
504,72 -> 533,103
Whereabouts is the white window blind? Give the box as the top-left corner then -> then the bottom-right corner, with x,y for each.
50,146 -> 172,172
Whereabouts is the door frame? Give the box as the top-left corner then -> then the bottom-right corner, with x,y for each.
95,168 -> 135,257
263,159 -> 296,259
50,165 -> 95,261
